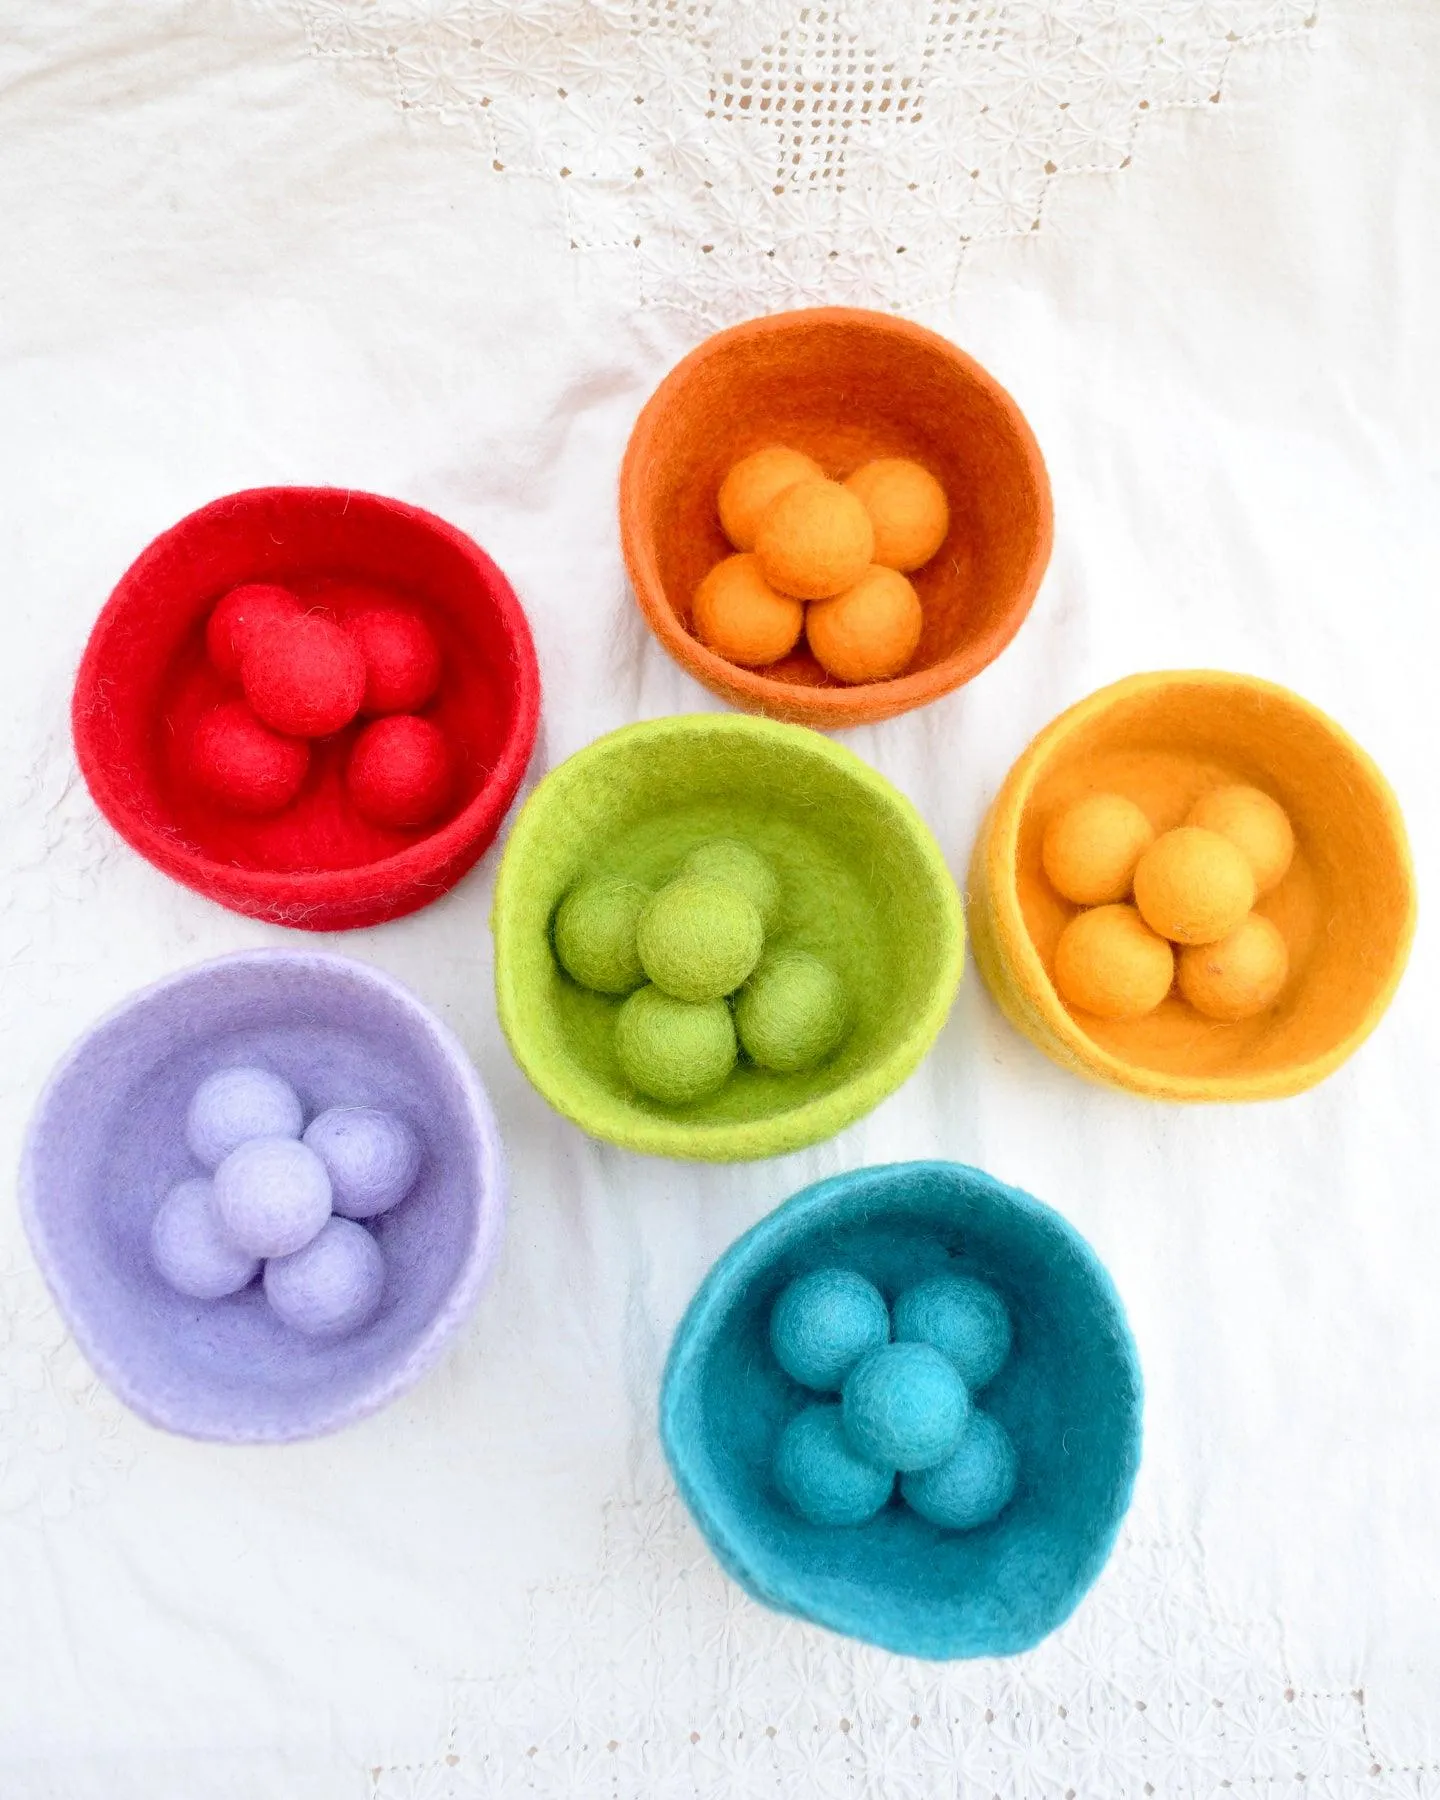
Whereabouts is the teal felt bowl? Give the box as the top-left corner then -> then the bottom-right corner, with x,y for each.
492,716 -> 965,1162
660,1161 -> 1142,1659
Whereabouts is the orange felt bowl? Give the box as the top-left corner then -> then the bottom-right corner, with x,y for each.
620,308 -> 1053,728
73,488 -> 540,931
967,672 -> 1416,1101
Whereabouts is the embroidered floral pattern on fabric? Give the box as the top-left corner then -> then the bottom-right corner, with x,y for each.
271,0 -> 1317,325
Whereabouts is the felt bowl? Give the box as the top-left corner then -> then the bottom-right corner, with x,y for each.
73,487 -> 541,930
661,1160 -> 1142,1659
492,715 -> 965,1161
19,950 -> 506,1443
620,307 -> 1052,727
968,671 -> 1416,1101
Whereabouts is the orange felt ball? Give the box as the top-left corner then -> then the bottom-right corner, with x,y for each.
805,566 -> 922,684
1133,826 -> 1256,946
1185,785 -> 1295,896
347,715 -> 453,830
692,555 -> 805,667
1177,913 -> 1290,1022
717,446 -> 824,552
1041,793 -> 1156,906
1053,904 -> 1175,1021
844,459 -> 950,572
755,479 -> 875,600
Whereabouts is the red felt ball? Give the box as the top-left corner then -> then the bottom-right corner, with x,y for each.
346,715 -> 454,831
205,583 -> 302,681
190,701 -> 310,815
346,608 -> 443,715
240,613 -> 366,738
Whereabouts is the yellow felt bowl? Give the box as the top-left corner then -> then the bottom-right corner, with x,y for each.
967,672 -> 1415,1102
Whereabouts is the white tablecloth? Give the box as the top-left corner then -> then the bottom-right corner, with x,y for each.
2,2 -> 1437,1793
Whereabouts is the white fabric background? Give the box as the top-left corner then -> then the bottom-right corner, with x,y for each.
1,1 -> 1437,1793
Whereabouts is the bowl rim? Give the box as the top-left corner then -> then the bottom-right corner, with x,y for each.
72,485 -> 542,929
969,668 -> 1418,1102
18,948 -> 509,1444
619,306 -> 1054,728
659,1158 -> 1144,1659
492,712 -> 966,1161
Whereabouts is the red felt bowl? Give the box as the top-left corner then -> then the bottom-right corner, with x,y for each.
73,488 -> 541,931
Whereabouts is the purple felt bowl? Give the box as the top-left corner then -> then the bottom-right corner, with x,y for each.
20,950 -> 506,1443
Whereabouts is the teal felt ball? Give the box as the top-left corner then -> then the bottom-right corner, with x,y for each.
614,986 -> 737,1104
769,1266 -> 889,1391
774,1404 -> 894,1526
637,879 -> 764,1002
735,950 -> 850,1073
901,1410 -> 1018,1530
678,838 -> 782,933
892,1273 -> 1013,1390
842,1340 -> 970,1473
553,877 -> 651,995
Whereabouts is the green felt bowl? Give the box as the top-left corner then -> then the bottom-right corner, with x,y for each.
492,716 -> 965,1161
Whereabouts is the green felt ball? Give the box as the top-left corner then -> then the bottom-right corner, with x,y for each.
678,838 -> 782,933
553,877 -> 651,994
735,950 -> 850,1073
636,880 -> 764,1003
614,986 -> 737,1104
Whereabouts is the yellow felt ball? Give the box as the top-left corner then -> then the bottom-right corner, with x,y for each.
844,458 -> 950,572
1133,827 -> 1257,946
1178,913 -> 1290,1022
1053,904 -> 1175,1021
805,566 -> 923,684
1041,793 -> 1156,906
692,555 -> 805,667
717,446 -> 825,552
1185,785 -> 1295,896
755,479 -> 875,600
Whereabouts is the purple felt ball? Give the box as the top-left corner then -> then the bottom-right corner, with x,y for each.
186,1065 -> 304,1170
213,1135 -> 332,1258
303,1106 -> 421,1220
264,1217 -> 385,1338
149,1176 -> 261,1299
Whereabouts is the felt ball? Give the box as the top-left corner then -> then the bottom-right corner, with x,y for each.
717,446 -> 825,552
677,838 -> 781,934
303,1106 -> 422,1220
892,1274 -> 1012,1391
1133,826 -> 1257,946
186,1065 -> 305,1170
553,877 -> 651,994
735,950 -> 850,1073
902,1411 -> 1018,1530
1053,904 -> 1175,1021
1041,793 -> 1156,906
842,1341 -> 971,1474
804,566 -> 923,684
691,554 -> 805,668
346,714 -> 453,831
150,1177 -> 261,1300
769,1267 -> 890,1391
614,987 -> 737,1105
1178,913 -> 1290,1022
263,1216 -> 384,1339
636,879 -> 763,1002
213,1135 -> 333,1259
190,701 -> 310,816
1186,785 -> 1295,896
240,612 -> 367,738
773,1404 -> 894,1527
754,479 -> 875,600
346,607 -> 443,715
843,458 -> 950,572
205,583 -> 302,681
